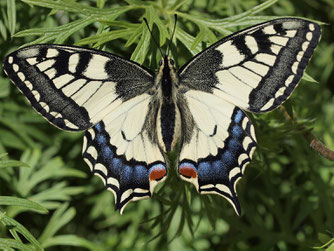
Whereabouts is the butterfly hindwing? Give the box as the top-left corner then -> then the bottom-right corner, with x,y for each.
3,44 -> 154,131
178,18 -> 321,113
177,90 -> 256,215
82,93 -> 167,213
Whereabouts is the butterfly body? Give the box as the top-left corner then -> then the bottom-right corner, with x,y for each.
3,18 -> 321,215
154,56 -> 181,153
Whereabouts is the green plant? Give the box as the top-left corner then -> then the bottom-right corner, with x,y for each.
1,0 -> 333,250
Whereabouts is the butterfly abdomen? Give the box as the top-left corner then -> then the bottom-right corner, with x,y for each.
157,102 -> 181,152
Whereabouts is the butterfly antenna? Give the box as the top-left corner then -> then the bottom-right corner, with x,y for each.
143,17 -> 164,58
166,14 -> 177,56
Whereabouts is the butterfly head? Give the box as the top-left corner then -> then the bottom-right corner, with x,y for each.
158,56 -> 175,69
159,56 -> 177,77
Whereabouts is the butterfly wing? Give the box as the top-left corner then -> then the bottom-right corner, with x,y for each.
3,44 -> 167,213
177,18 -> 321,214
177,91 -> 256,215
3,44 -> 154,131
178,18 -> 321,113
83,93 -> 167,213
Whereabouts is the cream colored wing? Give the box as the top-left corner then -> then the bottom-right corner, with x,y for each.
177,90 -> 256,215
3,44 -> 154,131
82,93 -> 167,213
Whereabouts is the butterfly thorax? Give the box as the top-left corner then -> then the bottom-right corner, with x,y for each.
155,56 -> 181,152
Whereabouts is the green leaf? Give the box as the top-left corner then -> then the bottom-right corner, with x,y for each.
38,203 -> 76,244
0,119 -> 40,148
176,27 -> 202,55
191,26 -> 206,50
146,5 -> 168,46
0,238 -> 34,251
222,0 -> 279,22
97,0 -> 106,9
0,160 -> 30,169
21,0 -> 127,16
0,76 -> 10,98
6,0 -> 16,36
0,214 -> 43,249
0,129 -> 30,150
130,23 -> 151,64
14,17 -> 96,45
0,13 -> 8,40
42,235 -> 95,249
176,0 -> 279,34
328,242 -> 334,251
30,182 -> 86,207
0,196 -> 48,214
0,153 -> 8,159
170,0 -> 189,12
124,24 -> 144,48
313,236 -> 334,250
25,158 -> 86,193
77,29 -> 133,47
303,72 -> 318,83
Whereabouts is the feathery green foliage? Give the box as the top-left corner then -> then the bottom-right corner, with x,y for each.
0,0 -> 333,250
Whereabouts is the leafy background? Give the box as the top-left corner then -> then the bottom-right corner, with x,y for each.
0,0 -> 334,250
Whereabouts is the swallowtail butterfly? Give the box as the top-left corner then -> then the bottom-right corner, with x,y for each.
3,18 -> 321,215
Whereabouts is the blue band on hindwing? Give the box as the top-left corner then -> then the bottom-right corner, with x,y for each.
133,165 -> 148,184
234,109 -> 243,123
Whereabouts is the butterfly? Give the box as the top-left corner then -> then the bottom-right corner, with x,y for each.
3,18 -> 321,215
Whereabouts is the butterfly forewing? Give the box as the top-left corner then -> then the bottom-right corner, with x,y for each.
178,18 -> 321,113
3,44 -> 154,131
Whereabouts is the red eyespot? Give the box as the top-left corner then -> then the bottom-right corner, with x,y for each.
149,164 -> 167,181
179,164 -> 197,178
